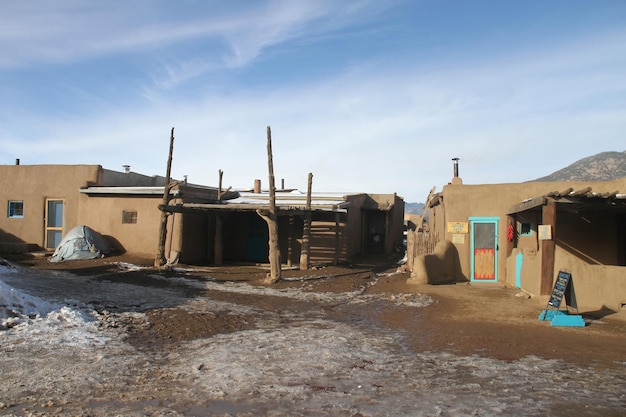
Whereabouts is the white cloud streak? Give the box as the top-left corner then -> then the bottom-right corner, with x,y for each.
0,1 -> 624,201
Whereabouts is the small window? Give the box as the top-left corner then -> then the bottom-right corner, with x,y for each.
520,222 -> 532,236
122,210 -> 137,224
8,201 -> 24,218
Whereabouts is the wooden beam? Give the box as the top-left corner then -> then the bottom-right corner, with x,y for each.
155,127 -> 175,268
334,212 -> 340,265
571,187 -> 592,197
214,169 -> 224,266
299,172 -> 313,270
558,187 -> 573,197
287,215 -> 294,267
540,200 -> 557,296
507,196 -> 547,215
262,126 -> 281,283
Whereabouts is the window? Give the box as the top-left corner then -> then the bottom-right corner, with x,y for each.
122,210 -> 137,224
8,201 -> 24,218
520,222 -> 532,236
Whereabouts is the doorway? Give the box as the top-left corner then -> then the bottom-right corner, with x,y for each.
45,199 -> 64,250
470,217 -> 499,283
364,210 -> 386,254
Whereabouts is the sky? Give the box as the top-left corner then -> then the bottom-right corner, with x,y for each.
1,1 -> 625,202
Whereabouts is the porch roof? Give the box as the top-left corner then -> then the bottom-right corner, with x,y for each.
161,190 -> 351,214
507,186 -> 626,215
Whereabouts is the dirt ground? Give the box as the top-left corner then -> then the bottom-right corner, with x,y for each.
8,252 -> 626,369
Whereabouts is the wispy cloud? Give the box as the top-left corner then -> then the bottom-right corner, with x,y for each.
1,1 -> 625,201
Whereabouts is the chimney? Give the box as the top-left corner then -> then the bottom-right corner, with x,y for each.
281,178 -> 285,190
254,179 -> 261,193
123,165 -> 131,173
183,175 -> 188,185
15,158 -> 20,165
451,158 -> 462,185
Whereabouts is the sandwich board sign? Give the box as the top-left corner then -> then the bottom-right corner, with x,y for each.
548,270 -> 571,308
539,270 -> 585,327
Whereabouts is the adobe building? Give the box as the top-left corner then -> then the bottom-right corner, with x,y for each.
0,163 -> 207,261
158,185 -> 405,265
409,162 -> 626,313
1,163 -> 404,267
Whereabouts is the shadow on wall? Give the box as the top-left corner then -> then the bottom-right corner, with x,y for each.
103,235 -> 126,255
408,240 -> 465,285
0,229 -> 38,254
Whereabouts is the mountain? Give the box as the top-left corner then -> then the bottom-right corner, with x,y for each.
534,151 -> 626,182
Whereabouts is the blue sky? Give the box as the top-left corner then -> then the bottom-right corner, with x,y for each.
1,1 -> 625,202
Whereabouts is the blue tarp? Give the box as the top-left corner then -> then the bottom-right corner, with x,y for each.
49,225 -> 112,263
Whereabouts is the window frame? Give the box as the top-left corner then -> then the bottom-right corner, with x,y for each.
8,201 -> 24,218
122,210 -> 138,224
519,221 -> 533,237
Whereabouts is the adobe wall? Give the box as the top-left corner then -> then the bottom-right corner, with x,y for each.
77,193 -> 175,258
0,165 -> 103,250
387,195 -> 406,252
553,250 -> 626,312
345,193 -> 405,257
345,195 -> 366,257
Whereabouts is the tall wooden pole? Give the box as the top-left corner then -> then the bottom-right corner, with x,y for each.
258,126 -> 281,283
299,172 -> 313,270
155,127 -> 175,268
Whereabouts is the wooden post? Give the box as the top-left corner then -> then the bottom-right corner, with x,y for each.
287,215 -> 294,267
540,200 -> 557,295
259,126 -> 281,283
299,172 -> 313,270
214,169 -> 224,266
154,127 -> 175,268
334,212 -> 340,265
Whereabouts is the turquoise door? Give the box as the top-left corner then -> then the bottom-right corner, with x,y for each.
470,217 -> 499,283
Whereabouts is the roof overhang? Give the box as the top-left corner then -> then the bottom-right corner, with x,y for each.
79,186 -> 180,196
161,200 -> 350,215
508,187 -> 626,215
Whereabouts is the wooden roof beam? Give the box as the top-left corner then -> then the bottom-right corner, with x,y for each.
571,186 -> 592,197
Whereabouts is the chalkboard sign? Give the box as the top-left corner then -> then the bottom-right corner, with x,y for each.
548,270 -> 571,308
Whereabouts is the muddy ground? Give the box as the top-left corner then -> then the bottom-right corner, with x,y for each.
2,252 -> 626,416
7,252 -> 626,367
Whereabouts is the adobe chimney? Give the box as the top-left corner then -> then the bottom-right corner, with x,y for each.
254,179 -> 261,193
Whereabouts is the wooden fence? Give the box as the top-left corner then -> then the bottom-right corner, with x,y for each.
405,230 -> 438,272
